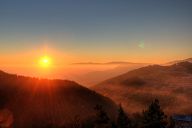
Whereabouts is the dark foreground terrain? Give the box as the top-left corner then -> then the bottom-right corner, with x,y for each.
0,71 -> 117,128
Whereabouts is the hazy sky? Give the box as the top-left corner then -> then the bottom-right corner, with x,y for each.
0,0 -> 192,64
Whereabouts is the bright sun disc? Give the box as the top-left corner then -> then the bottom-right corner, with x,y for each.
40,56 -> 51,68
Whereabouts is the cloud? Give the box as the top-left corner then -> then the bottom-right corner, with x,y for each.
71,61 -> 142,65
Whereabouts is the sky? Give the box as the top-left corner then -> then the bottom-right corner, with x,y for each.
0,0 -> 192,68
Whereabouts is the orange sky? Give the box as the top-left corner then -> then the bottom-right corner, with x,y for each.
1,0 -> 192,79
0,45 -> 190,79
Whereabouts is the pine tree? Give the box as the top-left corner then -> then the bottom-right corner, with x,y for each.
142,99 -> 167,128
117,104 -> 131,128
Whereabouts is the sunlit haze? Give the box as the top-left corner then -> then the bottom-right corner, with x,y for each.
0,0 -> 192,81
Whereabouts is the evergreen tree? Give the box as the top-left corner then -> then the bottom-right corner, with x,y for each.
142,99 -> 167,128
117,104 -> 131,128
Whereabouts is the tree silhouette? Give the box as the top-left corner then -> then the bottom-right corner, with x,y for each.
142,99 -> 167,128
117,104 -> 131,128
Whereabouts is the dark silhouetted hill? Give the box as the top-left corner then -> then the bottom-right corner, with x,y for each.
0,71 -> 117,128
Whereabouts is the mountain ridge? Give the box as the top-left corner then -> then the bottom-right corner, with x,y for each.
0,70 -> 118,128
93,61 -> 192,115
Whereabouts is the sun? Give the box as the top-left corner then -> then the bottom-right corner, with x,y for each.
40,56 -> 51,68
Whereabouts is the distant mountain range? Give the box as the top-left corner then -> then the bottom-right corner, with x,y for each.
73,62 -> 149,86
93,61 -> 192,115
72,58 -> 192,86
0,71 -> 117,128
166,57 -> 192,65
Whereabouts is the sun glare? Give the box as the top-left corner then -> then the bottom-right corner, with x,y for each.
40,56 -> 51,68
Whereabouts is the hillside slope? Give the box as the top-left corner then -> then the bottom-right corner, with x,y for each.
93,62 -> 192,115
75,63 -> 149,86
0,71 -> 117,128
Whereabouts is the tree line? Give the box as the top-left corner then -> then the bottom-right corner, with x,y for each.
61,99 -> 170,128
